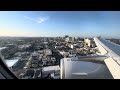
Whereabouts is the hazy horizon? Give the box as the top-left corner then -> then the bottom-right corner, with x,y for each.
0,11 -> 120,38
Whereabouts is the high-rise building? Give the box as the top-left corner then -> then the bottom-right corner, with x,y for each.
65,35 -> 69,38
65,37 -> 74,42
65,37 -> 69,42
84,38 -> 91,47
84,38 -> 95,48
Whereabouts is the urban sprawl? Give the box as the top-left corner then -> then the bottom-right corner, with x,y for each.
0,36 -> 119,79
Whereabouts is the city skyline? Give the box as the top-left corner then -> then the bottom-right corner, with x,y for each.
0,11 -> 120,38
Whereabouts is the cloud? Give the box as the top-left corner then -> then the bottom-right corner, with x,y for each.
24,16 -> 35,21
24,16 -> 49,24
37,17 -> 49,23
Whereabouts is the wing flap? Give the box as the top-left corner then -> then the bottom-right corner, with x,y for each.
104,57 -> 120,79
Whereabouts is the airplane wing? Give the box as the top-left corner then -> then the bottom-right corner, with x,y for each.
94,37 -> 120,79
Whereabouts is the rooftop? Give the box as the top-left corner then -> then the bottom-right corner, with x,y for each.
5,59 -> 19,67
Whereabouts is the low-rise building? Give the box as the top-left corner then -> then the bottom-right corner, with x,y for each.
44,49 -> 52,56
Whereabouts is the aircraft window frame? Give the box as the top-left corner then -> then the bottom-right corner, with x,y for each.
0,53 -> 18,79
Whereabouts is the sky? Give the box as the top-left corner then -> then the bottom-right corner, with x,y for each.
0,11 -> 120,38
